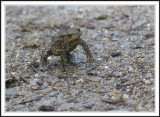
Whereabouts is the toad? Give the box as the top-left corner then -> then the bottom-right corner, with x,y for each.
40,26 -> 94,72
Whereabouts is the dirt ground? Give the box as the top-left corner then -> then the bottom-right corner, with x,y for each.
5,5 -> 155,112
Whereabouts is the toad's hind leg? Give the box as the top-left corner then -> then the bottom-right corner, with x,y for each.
79,39 -> 94,63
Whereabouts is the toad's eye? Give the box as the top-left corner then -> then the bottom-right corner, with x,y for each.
68,34 -> 72,38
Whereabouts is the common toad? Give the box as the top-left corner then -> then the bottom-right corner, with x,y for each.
40,26 -> 94,72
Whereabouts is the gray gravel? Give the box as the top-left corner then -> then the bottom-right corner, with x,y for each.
5,5 -> 155,112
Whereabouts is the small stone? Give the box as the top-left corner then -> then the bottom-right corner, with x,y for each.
39,105 -> 55,111
112,71 -> 122,77
76,79 -> 84,83
104,24 -> 115,29
122,94 -> 129,101
131,44 -> 143,49
57,103 -> 74,111
103,38 -> 108,41
95,14 -> 107,20
11,72 -> 16,75
47,56 -> 52,60
144,80 -> 150,85
85,23 -> 95,29
126,99 -> 138,106
128,66 -> 134,72
102,98 -> 123,104
86,70 -> 98,76
145,73 -> 152,79
83,102 -> 95,109
77,14 -> 83,19
111,51 -> 122,57
37,85 -> 47,90
57,74 -> 67,79
126,89 -> 130,92
111,96 -> 117,100
135,19 -> 146,27
34,74 -> 38,77
31,85 -> 38,90
56,95 -> 66,105
51,86 -> 57,90
111,37 -> 118,42
31,61 -> 39,68
6,77 -> 19,88
49,91 -> 58,97
96,58 -> 103,61
36,80 -> 44,86
105,66 -> 109,70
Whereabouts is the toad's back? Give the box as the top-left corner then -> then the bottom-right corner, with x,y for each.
49,27 -> 82,56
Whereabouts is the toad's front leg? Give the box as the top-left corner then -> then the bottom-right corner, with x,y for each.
40,51 -> 49,71
79,39 -> 94,63
60,51 -> 67,72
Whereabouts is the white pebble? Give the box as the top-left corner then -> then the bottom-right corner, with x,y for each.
126,89 -> 130,92
48,56 -> 52,60
11,72 -> 16,75
105,66 -> 109,70
145,80 -> 150,85
123,94 -> 129,100
34,74 -> 38,77
76,79 -> 84,83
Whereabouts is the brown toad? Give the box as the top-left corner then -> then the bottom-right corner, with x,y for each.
40,26 -> 94,72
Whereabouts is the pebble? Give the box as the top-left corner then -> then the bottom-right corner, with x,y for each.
39,105 -> 55,111
57,74 -> 67,79
126,89 -> 131,93
145,73 -> 152,79
131,44 -> 143,49
36,80 -> 44,86
57,103 -> 74,111
49,91 -> 58,97
37,85 -> 47,90
83,102 -> 95,109
76,79 -> 84,84
102,98 -> 123,104
6,77 -> 19,88
111,37 -> 118,42
110,96 -> 118,100
96,58 -> 103,61
144,80 -> 150,85
31,61 -> 39,68
95,14 -> 108,20
85,23 -> 95,29
126,99 -> 138,106
34,74 -> 38,77
40,97 -> 56,106
111,51 -> 122,57
112,71 -> 122,77
86,70 -> 98,76
128,66 -> 134,72
122,94 -> 129,101
56,94 -> 66,105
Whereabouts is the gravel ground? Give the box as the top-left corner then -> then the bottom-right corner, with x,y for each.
5,5 -> 155,112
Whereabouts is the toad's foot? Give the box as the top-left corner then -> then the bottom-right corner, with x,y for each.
39,62 -> 48,71
86,58 -> 95,69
